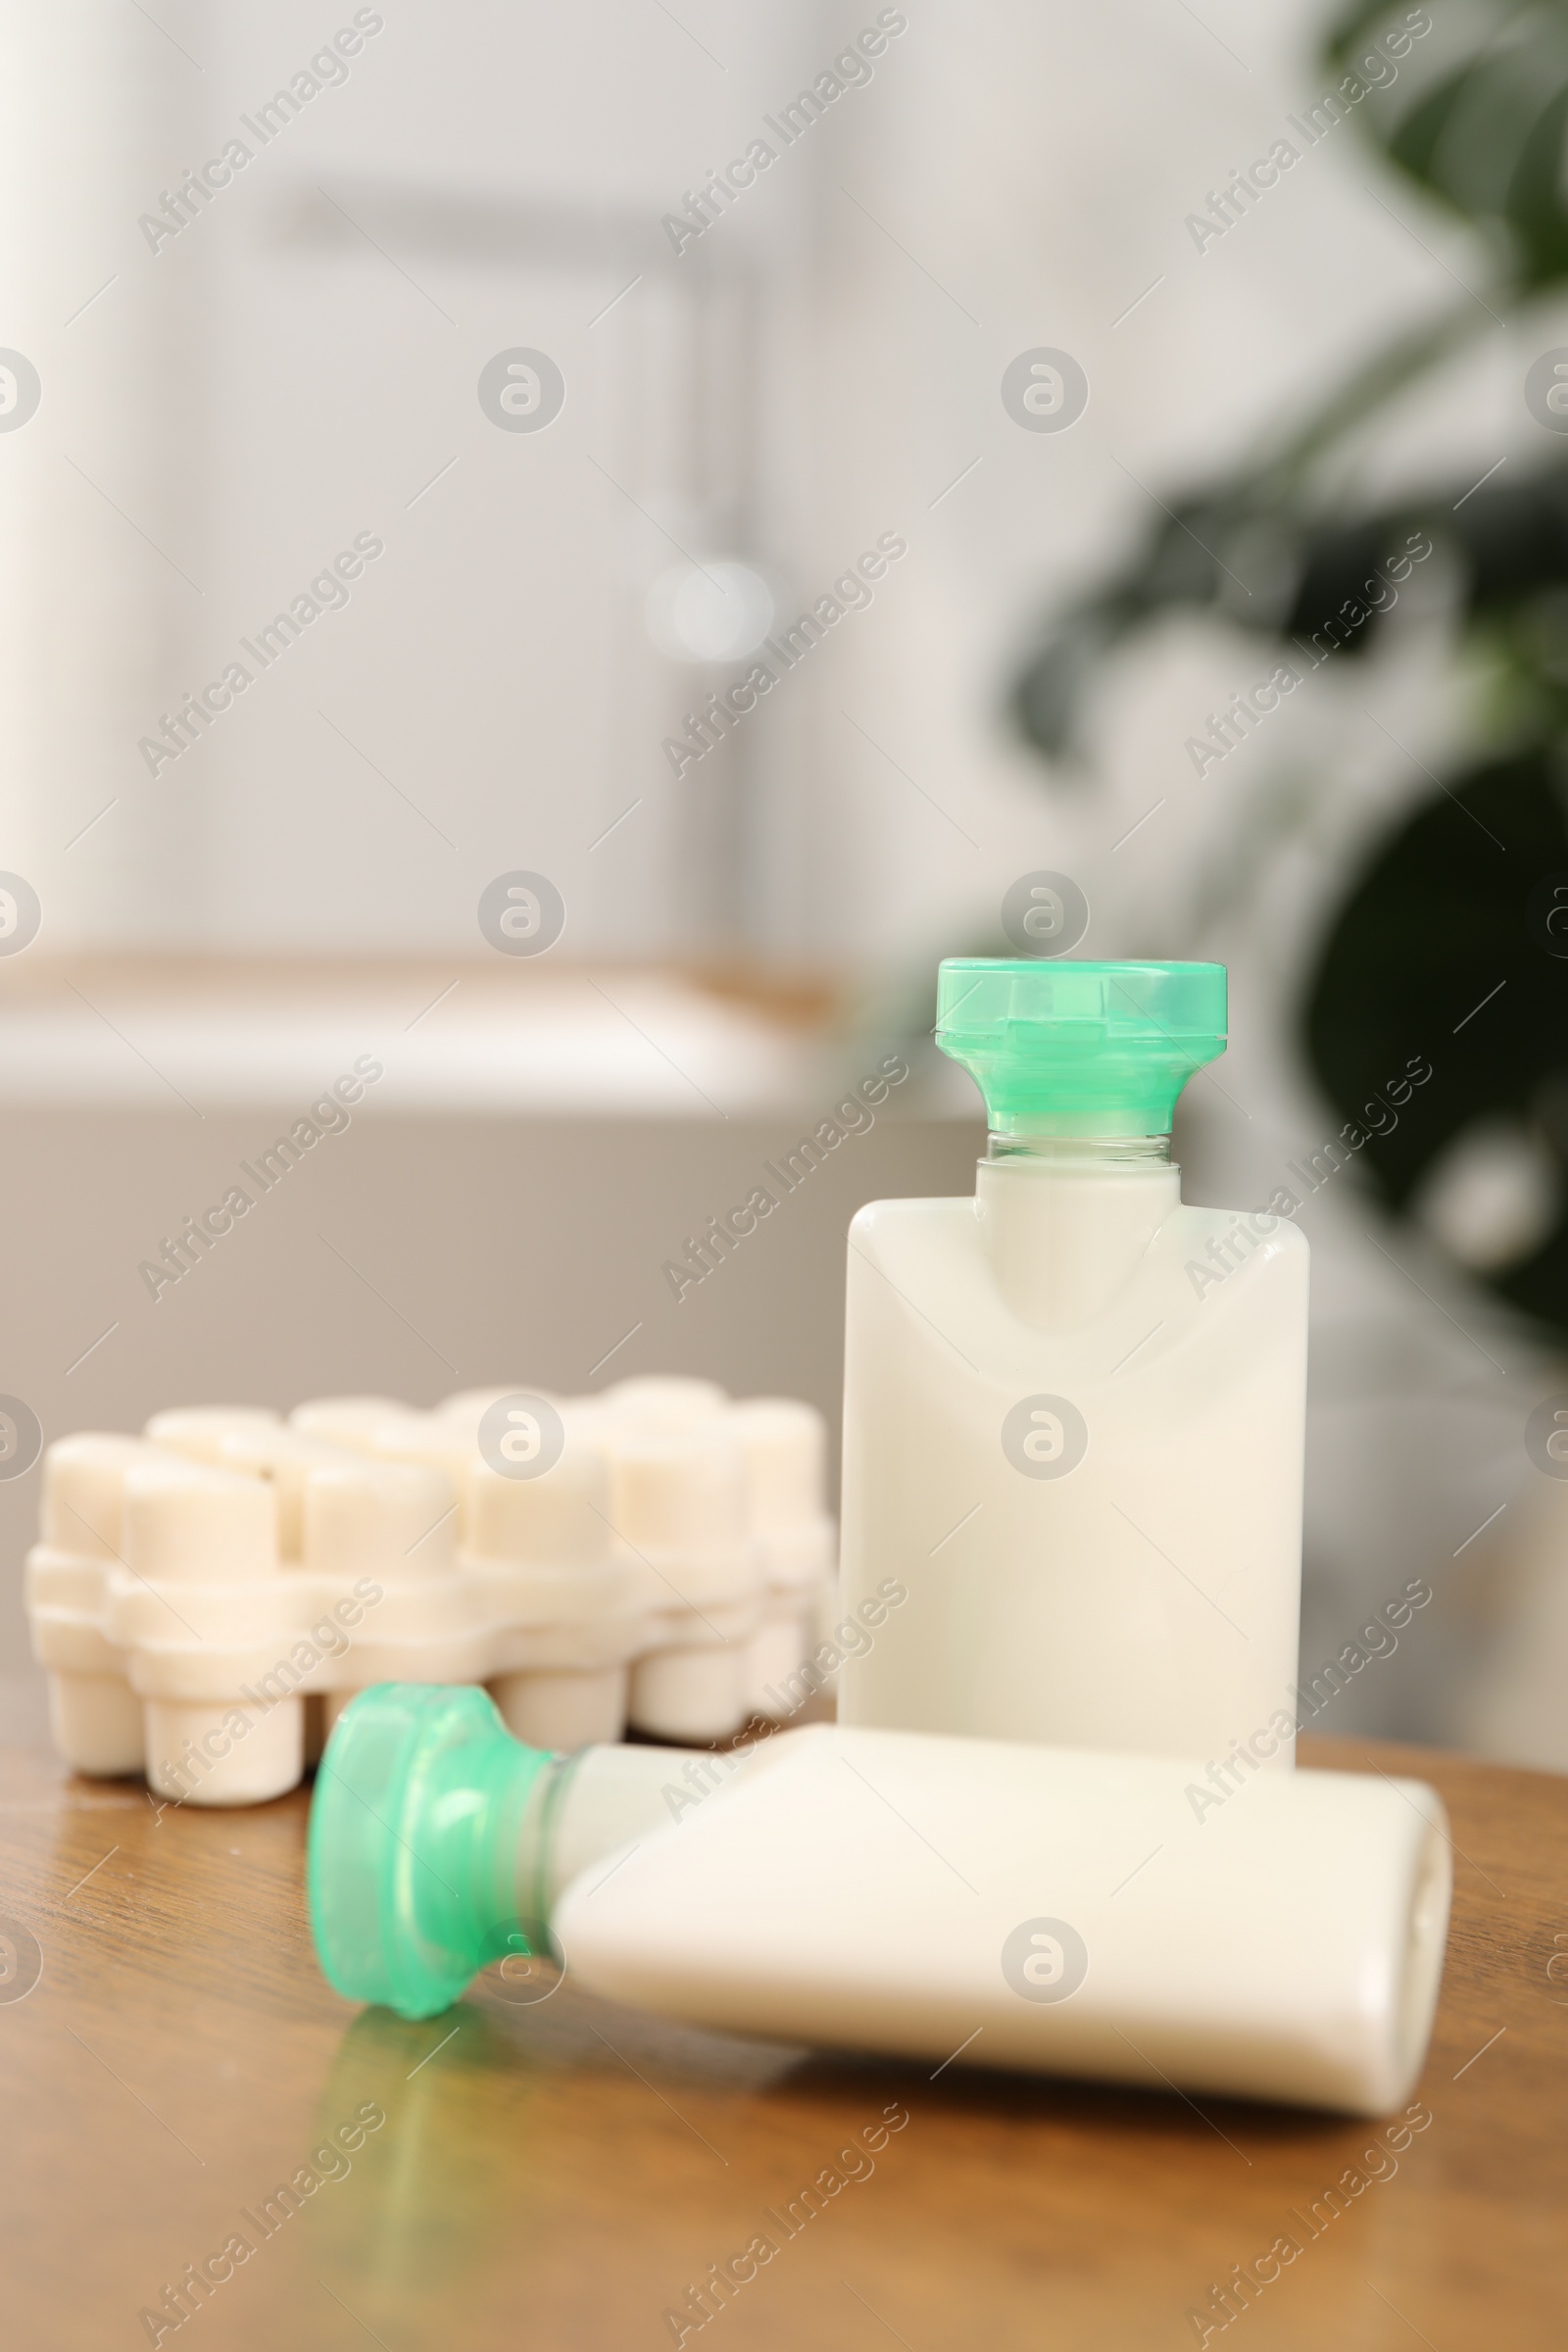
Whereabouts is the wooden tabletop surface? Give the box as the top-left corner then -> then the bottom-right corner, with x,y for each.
1,1729 -> 1563,2351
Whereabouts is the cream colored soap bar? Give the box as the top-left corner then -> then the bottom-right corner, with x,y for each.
24,1378 -> 837,1806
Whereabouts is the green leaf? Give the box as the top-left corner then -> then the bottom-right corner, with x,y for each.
1329,2 -> 1568,288
1301,746 -> 1568,1332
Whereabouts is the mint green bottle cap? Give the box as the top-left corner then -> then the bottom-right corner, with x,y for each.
309,1685 -> 553,2020
936,958 -> 1227,1136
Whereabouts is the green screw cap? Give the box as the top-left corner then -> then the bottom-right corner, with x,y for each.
308,1684 -> 553,2021
936,958 -> 1227,1136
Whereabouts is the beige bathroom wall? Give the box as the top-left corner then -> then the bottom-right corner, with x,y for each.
0,1099 -> 983,1721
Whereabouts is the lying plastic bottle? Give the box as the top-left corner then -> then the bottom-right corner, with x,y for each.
308,1686 -> 1450,2117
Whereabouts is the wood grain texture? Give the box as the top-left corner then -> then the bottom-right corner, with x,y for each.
0,1731 -> 1561,2351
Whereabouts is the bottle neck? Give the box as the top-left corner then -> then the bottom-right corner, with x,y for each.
519,1740 -> 772,1949
985,1133 -> 1172,1167
975,1132 -> 1180,1332
515,1744 -> 670,1947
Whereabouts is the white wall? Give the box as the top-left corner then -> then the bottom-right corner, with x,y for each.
3,0 -> 1562,1753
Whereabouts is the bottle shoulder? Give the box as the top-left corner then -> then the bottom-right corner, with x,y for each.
846,1189 -> 1307,1364
849,1191 -> 1310,1260
849,1195 -> 974,1246
1176,1201 -> 1310,1259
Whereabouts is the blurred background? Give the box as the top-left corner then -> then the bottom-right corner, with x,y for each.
3,0 -> 1568,1765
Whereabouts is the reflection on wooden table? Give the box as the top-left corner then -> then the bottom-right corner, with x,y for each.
0,1731 -> 1561,2350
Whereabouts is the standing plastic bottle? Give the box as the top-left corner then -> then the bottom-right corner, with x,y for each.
838,959 -> 1308,1762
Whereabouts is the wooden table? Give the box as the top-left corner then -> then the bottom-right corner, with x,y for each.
2,1731 -> 1563,2350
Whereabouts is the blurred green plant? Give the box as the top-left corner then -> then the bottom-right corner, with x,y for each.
1011,0 -> 1568,1332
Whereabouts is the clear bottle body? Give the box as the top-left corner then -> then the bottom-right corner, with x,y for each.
836,1132 -> 1309,1759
